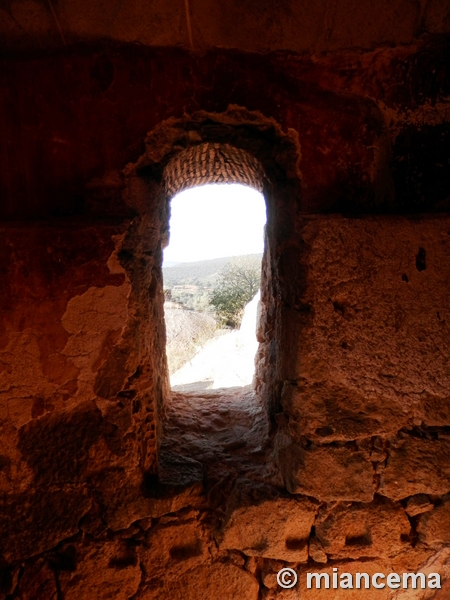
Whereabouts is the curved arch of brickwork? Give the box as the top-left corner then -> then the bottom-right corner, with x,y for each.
163,142 -> 265,197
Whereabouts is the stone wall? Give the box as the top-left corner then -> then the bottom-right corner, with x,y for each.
0,217 -> 168,575
1,31 -> 450,600
1,40 -> 449,220
1,0 -> 449,53
2,209 -> 450,599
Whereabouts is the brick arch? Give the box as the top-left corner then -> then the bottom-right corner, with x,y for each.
164,142 -> 265,197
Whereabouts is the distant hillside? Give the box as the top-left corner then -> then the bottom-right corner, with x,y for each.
163,254 -> 262,287
163,261 -> 180,268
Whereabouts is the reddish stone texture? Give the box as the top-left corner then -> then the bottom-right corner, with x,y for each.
1,10 -> 450,598
220,481 -> 317,562
274,215 -> 450,507
2,0 -> 448,54
315,496 -> 411,560
0,218 -> 168,570
418,496 -> 450,548
0,39 -> 449,219
2,213 -> 450,597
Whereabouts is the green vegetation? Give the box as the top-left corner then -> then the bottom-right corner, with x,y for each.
210,259 -> 261,327
163,254 -> 261,327
163,254 -> 260,306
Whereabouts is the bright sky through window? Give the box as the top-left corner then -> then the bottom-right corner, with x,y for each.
163,183 -> 266,265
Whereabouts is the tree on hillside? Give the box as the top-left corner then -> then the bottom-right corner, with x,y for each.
210,258 -> 261,328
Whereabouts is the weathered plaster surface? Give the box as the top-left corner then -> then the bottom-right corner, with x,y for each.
0,16 -> 449,594
1,40 -> 449,220
275,216 -> 450,505
0,220 -> 167,573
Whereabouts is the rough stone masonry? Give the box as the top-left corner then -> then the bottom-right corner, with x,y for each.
1,1 -> 450,598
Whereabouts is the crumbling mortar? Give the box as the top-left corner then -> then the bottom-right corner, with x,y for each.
124,107 -> 302,188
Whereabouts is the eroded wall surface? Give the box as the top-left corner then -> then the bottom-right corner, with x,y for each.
273,216 -> 450,590
0,25 -> 450,600
2,214 -> 450,599
1,0 -> 449,54
1,39 -> 449,220
0,218 -> 169,583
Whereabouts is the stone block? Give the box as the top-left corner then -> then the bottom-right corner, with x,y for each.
405,494 -> 434,517
417,497 -> 450,548
315,496 -> 411,559
58,539 -> 141,600
139,520 -> 209,581
379,435 -> 450,501
16,559 -> 57,600
0,488 -> 91,561
282,382 -> 411,442
276,436 -> 374,502
87,470 -> 203,532
141,562 -> 259,600
220,481 -> 316,562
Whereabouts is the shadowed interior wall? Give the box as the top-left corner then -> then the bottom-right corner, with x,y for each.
0,20 -> 450,600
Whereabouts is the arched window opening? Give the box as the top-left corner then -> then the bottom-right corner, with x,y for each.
162,143 -> 267,392
124,110 -> 301,481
